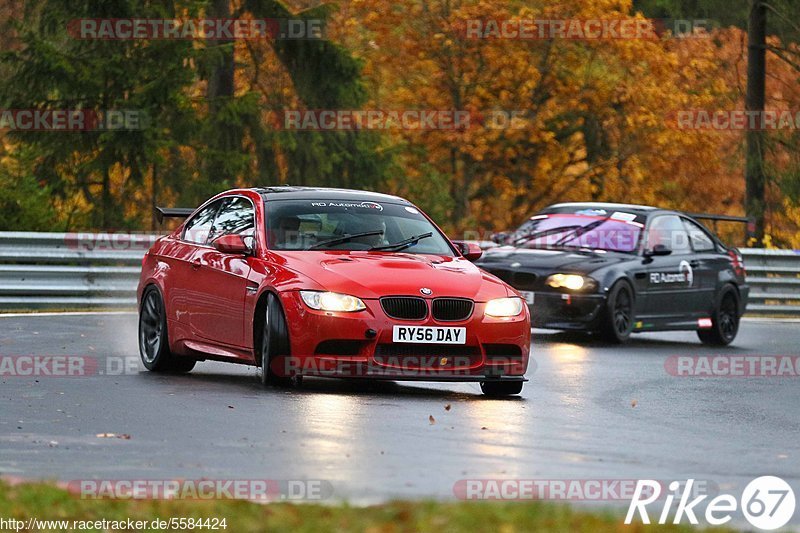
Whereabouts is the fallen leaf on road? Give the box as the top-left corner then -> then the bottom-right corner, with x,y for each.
96,433 -> 131,439
444,404 -> 451,411
429,415 -> 436,424
631,399 -> 638,408
227,405 -> 234,409
481,426 -> 488,430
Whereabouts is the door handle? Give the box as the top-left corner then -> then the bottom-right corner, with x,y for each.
191,258 -> 202,270
689,260 -> 700,267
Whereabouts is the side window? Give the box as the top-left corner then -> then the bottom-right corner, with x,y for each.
210,197 -> 255,242
682,218 -> 715,252
183,201 -> 222,244
646,215 -> 692,255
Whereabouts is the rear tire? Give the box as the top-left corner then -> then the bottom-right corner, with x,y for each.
698,286 -> 740,346
260,293 -> 301,388
138,286 -> 196,373
480,381 -> 523,396
601,281 -> 635,343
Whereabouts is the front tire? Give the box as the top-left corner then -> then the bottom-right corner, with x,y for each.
601,281 -> 635,343
138,286 -> 195,373
698,286 -> 740,346
480,381 -> 523,396
260,293 -> 301,388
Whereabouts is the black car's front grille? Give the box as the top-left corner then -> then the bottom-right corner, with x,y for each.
380,297 -> 428,320
432,298 -> 474,321
484,269 -> 538,290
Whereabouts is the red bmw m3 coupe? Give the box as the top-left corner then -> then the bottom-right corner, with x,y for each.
137,187 -> 530,395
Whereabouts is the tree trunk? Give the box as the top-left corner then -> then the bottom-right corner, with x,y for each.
151,162 -> 159,231
206,0 -> 235,105
745,0 -> 767,243
205,0 -> 237,185
102,165 -> 111,228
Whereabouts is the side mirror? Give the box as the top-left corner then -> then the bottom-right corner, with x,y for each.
453,240 -> 483,261
490,232 -> 509,244
212,234 -> 251,255
644,243 -> 672,257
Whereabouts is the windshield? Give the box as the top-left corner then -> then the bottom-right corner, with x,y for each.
513,214 -> 642,253
265,199 -> 455,255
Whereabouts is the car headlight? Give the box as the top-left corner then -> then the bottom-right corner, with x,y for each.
485,297 -> 524,317
545,274 -> 596,291
300,291 -> 366,312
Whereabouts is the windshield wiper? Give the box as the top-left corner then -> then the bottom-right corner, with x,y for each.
308,230 -> 384,250
512,225 -> 582,245
370,232 -> 433,252
553,218 -> 611,247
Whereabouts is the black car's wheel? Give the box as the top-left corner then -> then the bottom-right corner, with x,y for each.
480,381 -> 523,396
139,286 -> 196,373
602,281 -> 635,343
698,286 -> 740,346
260,293 -> 301,388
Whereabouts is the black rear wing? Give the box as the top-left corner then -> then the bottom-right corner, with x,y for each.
684,212 -> 755,243
155,207 -> 195,224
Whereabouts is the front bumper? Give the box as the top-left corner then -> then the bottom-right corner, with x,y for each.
529,291 -> 606,330
273,291 -> 531,381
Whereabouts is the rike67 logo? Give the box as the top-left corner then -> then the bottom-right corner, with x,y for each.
626,477 -> 795,530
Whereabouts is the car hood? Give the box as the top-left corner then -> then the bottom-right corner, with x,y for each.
476,246 -> 632,274
274,250 -> 511,301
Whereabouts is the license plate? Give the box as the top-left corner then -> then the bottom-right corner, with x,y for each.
392,326 -> 466,344
520,291 -> 535,305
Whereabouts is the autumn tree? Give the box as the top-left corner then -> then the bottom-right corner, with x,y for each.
335,0 -> 738,235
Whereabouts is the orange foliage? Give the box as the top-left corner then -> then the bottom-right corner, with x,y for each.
331,0 -> 797,245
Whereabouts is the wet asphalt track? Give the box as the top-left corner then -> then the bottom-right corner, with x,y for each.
0,313 -> 798,525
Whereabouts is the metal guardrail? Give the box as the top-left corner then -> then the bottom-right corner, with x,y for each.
740,248 -> 800,315
0,232 -> 152,309
0,232 -> 798,315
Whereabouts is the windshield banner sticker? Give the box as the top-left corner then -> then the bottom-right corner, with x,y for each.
310,201 -> 383,211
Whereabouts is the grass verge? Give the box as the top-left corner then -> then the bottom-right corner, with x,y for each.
0,480 -> 722,532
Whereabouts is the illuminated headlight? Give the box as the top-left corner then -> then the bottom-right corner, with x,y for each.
485,297 -> 524,317
300,291 -> 366,312
545,274 -> 596,291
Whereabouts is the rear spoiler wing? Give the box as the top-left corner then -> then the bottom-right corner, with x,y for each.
155,207 -> 195,224
684,212 -> 755,242
685,213 -> 751,224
